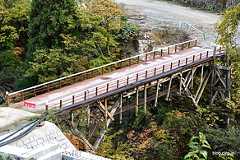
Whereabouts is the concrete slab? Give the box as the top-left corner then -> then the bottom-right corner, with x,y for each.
0,121 -> 109,160
0,107 -> 39,133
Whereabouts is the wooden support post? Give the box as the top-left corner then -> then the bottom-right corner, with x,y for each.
154,79 -> 161,107
107,83 -> 109,92
144,84 -> 147,114
179,73 -> 183,95
84,91 -> 87,101
226,68 -> 231,99
191,68 -> 194,89
194,39 -> 197,46
195,70 -> 206,100
60,100 -> 62,109
120,94 -> 123,124
98,101 -> 114,121
210,65 -> 215,97
45,105 -> 48,111
136,87 -> 139,116
71,112 -> 74,127
87,105 -> 90,127
196,71 -> 211,103
215,68 -> 227,89
72,96 -> 75,104
201,65 -> 204,84
166,75 -> 173,101
185,68 -> 196,89
105,99 -> 108,128
117,80 -> 119,88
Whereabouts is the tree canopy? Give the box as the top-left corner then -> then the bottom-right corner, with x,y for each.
217,4 -> 240,125
0,0 -> 138,91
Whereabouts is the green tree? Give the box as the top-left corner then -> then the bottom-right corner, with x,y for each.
217,5 -> 240,124
18,49 -> 86,87
0,0 -> 30,51
184,132 -> 211,160
28,0 -> 78,55
0,0 -> 29,99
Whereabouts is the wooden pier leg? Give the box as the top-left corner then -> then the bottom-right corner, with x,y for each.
226,68 -> 231,99
166,76 -> 173,101
71,112 -> 74,127
210,65 -> 215,98
120,94 -> 123,124
196,71 -> 212,104
87,105 -> 90,127
179,73 -> 183,95
201,65 -> 204,84
105,99 -> 108,128
154,79 -> 160,107
191,68 -> 194,89
136,87 -> 139,116
144,84 -> 147,114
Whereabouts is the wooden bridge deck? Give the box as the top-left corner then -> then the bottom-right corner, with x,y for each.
6,40 -> 225,112
7,40 -> 223,113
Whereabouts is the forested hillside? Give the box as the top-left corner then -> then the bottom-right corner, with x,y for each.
0,0 -> 138,102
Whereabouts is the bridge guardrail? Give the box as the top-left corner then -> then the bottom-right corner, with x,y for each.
6,39 -> 198,105
45,46 -> 224,110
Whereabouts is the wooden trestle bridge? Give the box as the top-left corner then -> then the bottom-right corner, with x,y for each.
6,39 -> 230,151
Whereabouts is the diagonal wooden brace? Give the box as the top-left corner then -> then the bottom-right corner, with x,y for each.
98,101 -> 114,121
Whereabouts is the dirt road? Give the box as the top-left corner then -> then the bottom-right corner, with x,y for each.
117,0 -> 221,46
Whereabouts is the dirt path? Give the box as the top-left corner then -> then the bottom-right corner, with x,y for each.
117,0 -> 221,47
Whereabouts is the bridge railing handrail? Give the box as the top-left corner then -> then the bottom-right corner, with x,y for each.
6,39 -> 198,104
